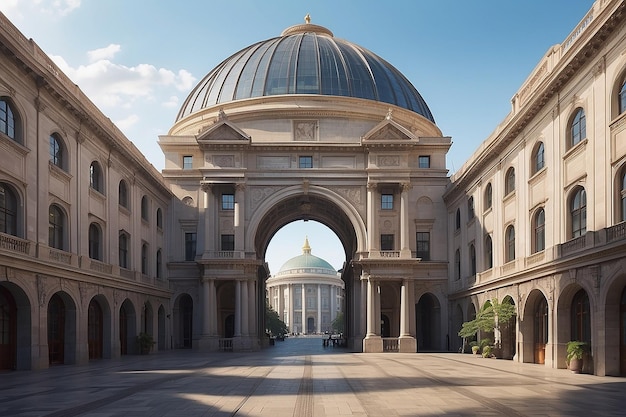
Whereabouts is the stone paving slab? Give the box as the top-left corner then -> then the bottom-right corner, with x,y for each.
1,337 -> 625,416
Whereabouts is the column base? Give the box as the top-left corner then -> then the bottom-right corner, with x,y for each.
398,336 -> 417,353
363,335 -> 383,353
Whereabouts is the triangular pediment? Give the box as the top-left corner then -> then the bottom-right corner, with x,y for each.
362,118 -> 417,142
196,120 -> 250,143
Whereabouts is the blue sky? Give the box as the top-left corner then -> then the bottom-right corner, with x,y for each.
3,0 -> 595,273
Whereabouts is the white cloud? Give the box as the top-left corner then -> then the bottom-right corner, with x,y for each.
2,0 -> 22,19
114,114 -> 139,131
87,44 -> 120,63
50,53 -> 196,110
37,0 -> 81,16
163,96 -> 179,108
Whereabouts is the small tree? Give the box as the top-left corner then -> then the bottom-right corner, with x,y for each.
331,311 -> 344,334
265,302 -> 288,337
458,298 -> 516,347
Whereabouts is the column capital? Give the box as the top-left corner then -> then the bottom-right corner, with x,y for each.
401,182 -> 412,192
200,182 -> 213,193
367,181 -> 378,191
235,182 -> 246,192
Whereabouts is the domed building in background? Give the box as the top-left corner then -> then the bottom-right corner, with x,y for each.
266,238 -> 344,334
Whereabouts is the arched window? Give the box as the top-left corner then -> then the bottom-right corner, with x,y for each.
90,161 -> 103,193
48,204 -> 65,250
455,208 -> 461,230
0,182 -> 18,236
141,242 -> 148,274
617,77 -> 626,114
469,244 -> 476,276
570,108 -> 586,148
454,249 -> 460,280
505,225 -> 515,262
118,180 -> 129,209
119,233 -> 129,269
533,208 -> 545,253
49,133 -> 67,171
0,97 -> 21,143
505,167 -> 515,195
156,249 -> 162,279
532,142 -> 545,174
89,223 -> 102,260
571,187 -> 587,238
571,289 -> 591,344
485,235 -> 493,269
156,208 -> 163,229
621,169 -> 626,222
467,197 -> 475,220
141,196 -> 149,221
484,183 -> 492,210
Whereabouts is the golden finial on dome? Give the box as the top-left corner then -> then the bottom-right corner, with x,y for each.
304,13 -> 311,24
302,236 -> 312,254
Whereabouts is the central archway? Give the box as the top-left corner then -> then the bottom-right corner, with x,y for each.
249,187 -> 366,350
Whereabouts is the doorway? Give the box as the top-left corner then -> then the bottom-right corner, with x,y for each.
88,299 -> 103,359
534,297 -> 548,364
0,286 -> 16,370
48,294 -> 65,364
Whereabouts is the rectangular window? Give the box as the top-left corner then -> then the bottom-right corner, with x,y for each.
380,234 -> 394,251
418,155 -> 431,168
381,193 -> 394,210
184,232 -> 197,261
299,156 -> 313,168
221,234 -> 235,251
183,155 -> 193,170
416,232 -> 430,261
222,193 -> 235,210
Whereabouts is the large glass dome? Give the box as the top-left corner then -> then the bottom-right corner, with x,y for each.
177,19 -> 434,123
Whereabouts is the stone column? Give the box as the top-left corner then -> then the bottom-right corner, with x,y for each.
241,279 -> 249,336
210,278 -> 217,336
301,284 -> 306,334
234,183 -> 245,251
235,280 -> 241,337
200,183 -> 215,253
288,283 -> 294,333
363,275 -> 383,352
248,280 -> 256,337
202,277 -> 212,335
366,277 -> 376,336
400,183 -> 412,257
367,182 -> 378,251
317,284 -> 322,333
399,279 -> 417,352
277,284 -> 284,324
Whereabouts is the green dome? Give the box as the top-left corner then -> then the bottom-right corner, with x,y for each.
277,238 -> 336,275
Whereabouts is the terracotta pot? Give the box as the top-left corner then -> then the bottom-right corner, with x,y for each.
569,357 -> 583,373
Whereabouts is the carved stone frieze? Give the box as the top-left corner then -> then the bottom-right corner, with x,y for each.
377,155 -> 400,167
250,186 -> 283,209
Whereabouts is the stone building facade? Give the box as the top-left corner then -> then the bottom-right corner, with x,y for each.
1,1 -> 625,376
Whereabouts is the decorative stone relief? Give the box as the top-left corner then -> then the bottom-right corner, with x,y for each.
37,275 -> 46,307
294,120 -> 317,141
182,196 -> 195,207
334,187 -> 362,205
377,155 -> 400,167
250,186 -> 283,208
214,155 -> 235,167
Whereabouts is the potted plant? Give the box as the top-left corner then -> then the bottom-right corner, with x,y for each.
137,332 -> 155,354
566,341 -> 586,373
470,341 -> 480,355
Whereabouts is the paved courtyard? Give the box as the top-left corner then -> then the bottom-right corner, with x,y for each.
1,336 -> 625,416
